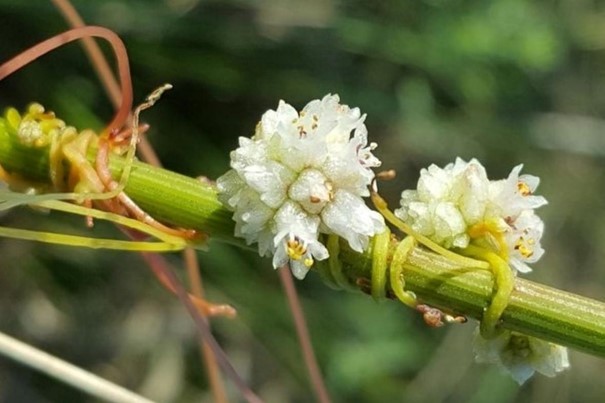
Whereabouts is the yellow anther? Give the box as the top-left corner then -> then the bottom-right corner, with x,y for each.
517,181 -> 532,196
303,257 -> 314,267
286,238 -> 307,261
514,237 -> 534,258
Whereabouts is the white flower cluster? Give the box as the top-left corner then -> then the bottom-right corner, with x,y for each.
217,94 -> 385,279
396,158 -> 569,382
473,329 -> 570,384
394,158 -> 547,273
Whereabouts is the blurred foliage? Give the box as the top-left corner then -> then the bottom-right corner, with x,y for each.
1,0 -> 605,402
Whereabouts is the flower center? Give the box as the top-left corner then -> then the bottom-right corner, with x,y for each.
286,236 -> 314,267
514,236 -> 535,258
517,181 -> 532,196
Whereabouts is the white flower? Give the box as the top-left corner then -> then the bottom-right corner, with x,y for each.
488,164 -> 548,219
271,202 -> 329,279
473,328 -> 570,384
505,209 -> 545,273
321,189 -> 385,253
217,94 -> 385,279
395,158 -> 490,249
394,158 -> 546,272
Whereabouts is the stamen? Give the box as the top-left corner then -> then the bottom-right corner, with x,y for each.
514,237 -> 534,258
517,181 -> 532,196
286,236 -> 308,261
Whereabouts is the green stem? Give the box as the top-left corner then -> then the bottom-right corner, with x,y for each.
1,124 -> 604,357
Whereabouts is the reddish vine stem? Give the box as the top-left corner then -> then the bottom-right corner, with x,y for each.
0,26 -> 132,134
279,267 -> 332,403
49,3 -> 230,399
184,248 -> 229,403
143,253 -> 263,403
37,9 -> 331,401
50,0 -> 162,166
0,11 -> 234,399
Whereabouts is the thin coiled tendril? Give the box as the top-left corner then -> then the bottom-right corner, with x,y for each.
317,188 -> 514,337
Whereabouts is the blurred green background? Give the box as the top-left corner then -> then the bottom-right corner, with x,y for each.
1,0 -> 605,402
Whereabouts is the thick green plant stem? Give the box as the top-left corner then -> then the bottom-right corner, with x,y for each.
1,127 -> 604,357
339,242 -> 605,356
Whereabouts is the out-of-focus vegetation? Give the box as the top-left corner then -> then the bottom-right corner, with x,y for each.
0,1 -> 604,402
